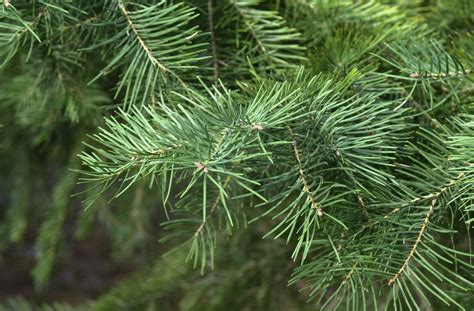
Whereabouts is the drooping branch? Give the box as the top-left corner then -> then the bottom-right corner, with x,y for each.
193,175 -> 232,238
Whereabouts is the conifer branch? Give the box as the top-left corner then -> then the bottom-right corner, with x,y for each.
340,263 -> 358,285
362,207 -> 401,229
118,1 -> 167,73
288,126 -> 323,216
387,172 -> 465,285
2,1 -> 473,308
207,0 -> 219,82
387,199 -> 434,286
407,172 -> 465,204
226,0 -> 305,68
230,0 -> 267,54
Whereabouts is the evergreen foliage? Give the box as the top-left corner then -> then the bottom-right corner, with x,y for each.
0,0 -> 473,309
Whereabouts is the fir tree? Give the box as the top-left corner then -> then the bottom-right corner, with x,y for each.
0,0 -> 473,310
